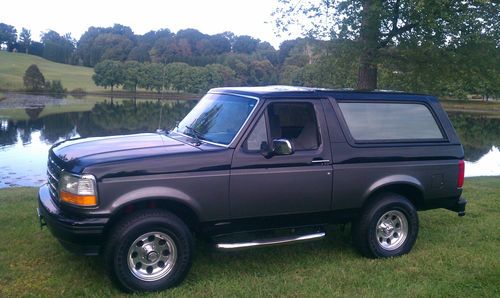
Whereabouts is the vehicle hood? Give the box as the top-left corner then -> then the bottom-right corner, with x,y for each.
51,133 -> 201,173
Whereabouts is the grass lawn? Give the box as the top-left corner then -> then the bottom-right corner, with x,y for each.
0,51 -> 104,92
0,177 -> 499,297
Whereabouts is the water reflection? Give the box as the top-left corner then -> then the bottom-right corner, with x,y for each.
447,113 -> 500,162
0,99 -> 196,187
0,98 -> 499,188
465,146 -> 500,177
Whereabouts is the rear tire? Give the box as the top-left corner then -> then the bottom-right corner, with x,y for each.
352,193 -> 418,258
104,210 -> 194,292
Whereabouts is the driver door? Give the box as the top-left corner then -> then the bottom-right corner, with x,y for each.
229,99 -> 333,218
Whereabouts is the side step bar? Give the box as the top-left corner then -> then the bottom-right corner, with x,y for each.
215,232 -> 326,251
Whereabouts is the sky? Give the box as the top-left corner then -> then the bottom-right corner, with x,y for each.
0,0 -> 298,48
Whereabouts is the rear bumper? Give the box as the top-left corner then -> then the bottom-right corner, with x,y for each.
444,196 -> 467,216
37,184 -> 108,255
424,195 -> 467,216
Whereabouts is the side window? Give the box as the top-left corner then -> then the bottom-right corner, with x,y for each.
338,102 -> 444,141
244,115 -> 268,152
268,102 -> 320,151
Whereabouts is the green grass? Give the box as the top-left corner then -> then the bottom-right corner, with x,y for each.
0,51 -> 104,92
0,177 -> 498,297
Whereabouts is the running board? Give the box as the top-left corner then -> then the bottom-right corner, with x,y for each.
215,232 -> 326,251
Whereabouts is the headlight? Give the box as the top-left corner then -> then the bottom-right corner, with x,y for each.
59,173 -> 98,207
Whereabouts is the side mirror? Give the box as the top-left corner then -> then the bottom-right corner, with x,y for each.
272,139 -> 294,156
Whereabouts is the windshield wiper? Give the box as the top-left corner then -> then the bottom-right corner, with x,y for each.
185,125 -> 203,146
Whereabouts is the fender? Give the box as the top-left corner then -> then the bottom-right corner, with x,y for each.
364,174 -> 424,201
110,186 -> 203,218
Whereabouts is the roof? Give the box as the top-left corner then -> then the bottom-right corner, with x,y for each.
208,85 -> 435,101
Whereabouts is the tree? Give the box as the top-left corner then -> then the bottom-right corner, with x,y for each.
19,28 -> 31,54
41,30 -> 75,64
123,61 -> 143,92
76,24 -> 135,66
233,35 -> 259,54
273,0 -> 499,90
23,64 -> 45,91
92,60 -> 125,92
93,33 -> 134,61
0,23 -> 17,51
140,63 -> 166,94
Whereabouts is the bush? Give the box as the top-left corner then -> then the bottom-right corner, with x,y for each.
44,80 -> 67,96
69,88 -> 86,98
23,64 -> 45,91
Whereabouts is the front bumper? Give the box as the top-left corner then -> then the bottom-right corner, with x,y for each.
37,184 -> 108,255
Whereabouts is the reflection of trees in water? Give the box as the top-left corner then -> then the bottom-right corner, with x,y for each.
79,100 -> 197,136
0,99 -> 197,147
2,102 -> 496,163
0,118 -> 44,146
448,113 -> 500,161
0,120 -> 18,147
25,106 -> 45,120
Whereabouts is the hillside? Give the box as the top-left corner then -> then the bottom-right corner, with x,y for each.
0,51 -> 103,92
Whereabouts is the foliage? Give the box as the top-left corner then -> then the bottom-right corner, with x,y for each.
92,60 -> 125,92
122,61 -> 143,92
93,59 -> 257,94
40,30 -> 76,64
273,0 -> 500,90
0,23 -> 17,51
233,35 -> 260,54
23,64 -> 45,91
18,28 -> 31,54
0,15 -> 498,97
44,80 -> 67,96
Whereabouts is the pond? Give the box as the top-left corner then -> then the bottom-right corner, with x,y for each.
0,94 -> 499,188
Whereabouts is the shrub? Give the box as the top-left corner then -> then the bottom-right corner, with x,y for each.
23,64 -> 45,91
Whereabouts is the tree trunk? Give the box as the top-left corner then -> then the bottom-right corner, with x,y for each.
357,0 -> 381,90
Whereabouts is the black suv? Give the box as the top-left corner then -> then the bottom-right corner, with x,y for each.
38,86 -> 466,292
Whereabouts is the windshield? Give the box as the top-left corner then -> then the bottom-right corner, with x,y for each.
175,93 -> 258,145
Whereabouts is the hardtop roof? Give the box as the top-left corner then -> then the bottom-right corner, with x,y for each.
208,85 -> 436,101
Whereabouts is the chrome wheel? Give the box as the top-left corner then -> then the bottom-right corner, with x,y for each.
375,210 -> 408,251
127,232 -> 177,281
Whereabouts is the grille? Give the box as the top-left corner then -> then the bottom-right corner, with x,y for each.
47,155 -> 62,200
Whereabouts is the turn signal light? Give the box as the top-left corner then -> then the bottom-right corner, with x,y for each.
60,191 -> 97,207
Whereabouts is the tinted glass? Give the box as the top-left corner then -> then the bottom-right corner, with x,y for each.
268,102 -> 319,150
338,102 -> 443,141
176,94 -> 257,145
245,115 -> 268,151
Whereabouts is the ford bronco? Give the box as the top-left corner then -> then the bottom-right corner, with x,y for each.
38,86 -> 467,292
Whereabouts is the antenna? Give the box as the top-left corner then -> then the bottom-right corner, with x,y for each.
156,103 -> 164,133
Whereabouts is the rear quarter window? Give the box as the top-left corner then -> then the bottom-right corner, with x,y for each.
338,102 -> 444,142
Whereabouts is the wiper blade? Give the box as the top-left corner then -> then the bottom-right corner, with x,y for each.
185,125 -> 203,145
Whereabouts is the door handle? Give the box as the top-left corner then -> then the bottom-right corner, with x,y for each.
311,159 -> 330,164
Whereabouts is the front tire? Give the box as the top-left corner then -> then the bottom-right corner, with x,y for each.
352,193 -> 418,258
104,210 -> 194,292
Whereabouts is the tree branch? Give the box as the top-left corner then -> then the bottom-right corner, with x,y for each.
392,0 -> 401,32
378,23 -> 417,48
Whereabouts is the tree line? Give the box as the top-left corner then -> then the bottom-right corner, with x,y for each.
1,0 -> 499,99
92,60 -> 231,94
